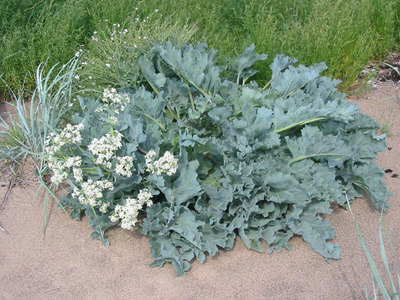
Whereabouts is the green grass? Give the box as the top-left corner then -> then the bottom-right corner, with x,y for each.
77,8 -> 197,93
130,0 -> 400,89
1,0 -> 399,95
0,0 -> 140,96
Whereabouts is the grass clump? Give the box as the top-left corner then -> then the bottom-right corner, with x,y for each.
0,57 -> 80,175
0,56 -> 81,232
0,0 -> 91,94
176,0 -> 399,90
1,0 -> 399,95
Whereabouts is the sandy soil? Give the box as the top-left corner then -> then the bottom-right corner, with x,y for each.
0,81 -> 399,299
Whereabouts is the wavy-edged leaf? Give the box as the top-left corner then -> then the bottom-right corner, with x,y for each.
287,202 -> 341,262
285,126 -> 353,166
156,42 -> 223,96
232,44 -> 267,84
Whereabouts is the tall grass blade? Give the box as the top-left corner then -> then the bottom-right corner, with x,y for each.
378,207 -> 398,298
346,194 -> 391,300
381,62 -> 400,77
364,282 -> 370,299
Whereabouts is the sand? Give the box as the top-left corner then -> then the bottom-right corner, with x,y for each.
0,81 -> 399,299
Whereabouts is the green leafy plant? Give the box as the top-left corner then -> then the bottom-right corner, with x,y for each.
47,42 -> 390,276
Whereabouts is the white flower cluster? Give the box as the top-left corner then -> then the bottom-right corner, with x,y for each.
115,156 -> 134,177
73,167 -> 83,182
72,179 -> 114,210
48,156 -> 82,185
65,156 -> 82,168
45,123 -> 84,156
50,169 -> 68,186
95,88 -> 130,114
145,150 -> 178,176
45,124 -> 84,185
88,131 -> 123,168
109,189 -> 153,230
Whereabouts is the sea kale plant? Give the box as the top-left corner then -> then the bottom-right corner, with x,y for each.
46,42 -> 390,276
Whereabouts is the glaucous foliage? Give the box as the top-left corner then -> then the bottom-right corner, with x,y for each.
48,43 -> 390,275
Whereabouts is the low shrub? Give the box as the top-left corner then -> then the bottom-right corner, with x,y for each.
45,43 -> 390,275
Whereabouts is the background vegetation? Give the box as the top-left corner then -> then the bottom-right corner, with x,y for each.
0,0 -> 399,96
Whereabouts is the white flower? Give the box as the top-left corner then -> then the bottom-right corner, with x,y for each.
145,150 -> 178,176
105,63 -> 111,68
99,202 -> 109,214
109,214 -> 119,223
51,123 -> 84,148
73,167 -> 83,182
45,124 -> 84,179
109,189 -> 153,230
115,156 -> 134,177
65,156 -> 82,168
99,88 -> 130,114
137,188 -> 153,207
109,116 -> 118,125
72,179 -> 114,207
88,131 -> 123,167
50,170 -> 68,185
145,150 -> 157,166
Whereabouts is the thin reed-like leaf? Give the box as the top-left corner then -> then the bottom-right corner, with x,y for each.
346,194 -> 391,300
378,208 -> 398,298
